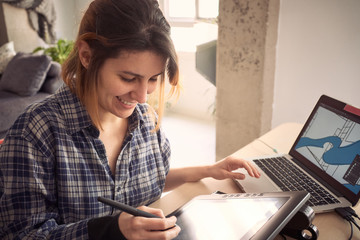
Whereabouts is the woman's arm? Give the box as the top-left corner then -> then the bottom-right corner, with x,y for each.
0,136 -> 91,239
164,155 -> 260,191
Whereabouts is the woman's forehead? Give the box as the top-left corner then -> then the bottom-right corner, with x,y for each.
108,50 -> 166,76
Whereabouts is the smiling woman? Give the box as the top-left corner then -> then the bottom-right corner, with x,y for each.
0,1 -> 260,239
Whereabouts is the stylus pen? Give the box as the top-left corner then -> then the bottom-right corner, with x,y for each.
98,196 -> 160,218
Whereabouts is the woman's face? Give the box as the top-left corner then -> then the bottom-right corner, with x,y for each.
97,50 -> 165,119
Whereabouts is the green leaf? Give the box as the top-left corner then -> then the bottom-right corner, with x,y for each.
32,39 -> 74,64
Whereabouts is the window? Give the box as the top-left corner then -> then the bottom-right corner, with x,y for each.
160,0 -> 219,24
168,0 -> 196,19
198,0 -> 219,19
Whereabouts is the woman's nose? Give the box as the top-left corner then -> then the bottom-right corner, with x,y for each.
132,82 -> 148,103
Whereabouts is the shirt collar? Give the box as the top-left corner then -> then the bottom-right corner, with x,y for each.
55,85 -> 94,135
128,104 -> 147,133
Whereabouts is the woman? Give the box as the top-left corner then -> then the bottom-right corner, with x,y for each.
0,0 -> 260,239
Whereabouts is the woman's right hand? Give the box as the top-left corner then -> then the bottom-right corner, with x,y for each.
118,206 -> 181,239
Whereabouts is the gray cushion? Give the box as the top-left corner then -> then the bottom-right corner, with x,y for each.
40,61 -> 63,94
0,52 -> 52,96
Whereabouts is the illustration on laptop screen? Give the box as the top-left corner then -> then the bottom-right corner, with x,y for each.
294,105 -> 360,195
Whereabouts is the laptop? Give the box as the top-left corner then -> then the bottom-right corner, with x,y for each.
167,191 -> 310,240
234,95 -> 360,213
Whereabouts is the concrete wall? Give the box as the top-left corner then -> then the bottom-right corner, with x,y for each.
216,0 -> 279,159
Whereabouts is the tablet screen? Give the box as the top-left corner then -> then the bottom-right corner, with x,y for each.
173,197 -> 288,240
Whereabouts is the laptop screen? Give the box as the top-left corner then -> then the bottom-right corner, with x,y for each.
293,100 -> 360,197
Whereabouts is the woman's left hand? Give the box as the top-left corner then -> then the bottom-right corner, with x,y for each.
207,155 -> 261,181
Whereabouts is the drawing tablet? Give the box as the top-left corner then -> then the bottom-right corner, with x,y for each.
167,191 -> 310,240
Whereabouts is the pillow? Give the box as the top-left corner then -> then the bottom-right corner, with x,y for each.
40,61 -> 63,94
0,52 -> 52,96
0,41 -> 16,74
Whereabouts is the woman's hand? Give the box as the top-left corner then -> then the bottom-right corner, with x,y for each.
165,156 -> 260,191
118,206 -> 181,240
207,155 -> 261,181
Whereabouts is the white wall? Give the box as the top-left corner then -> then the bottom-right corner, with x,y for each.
272,0 -> 360,128
53,0 -> 75,40
54,0 -> 91,40
167,23 -> 217,121
166,51 -> 216,120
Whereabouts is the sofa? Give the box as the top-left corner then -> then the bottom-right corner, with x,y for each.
0,42 -> 63,138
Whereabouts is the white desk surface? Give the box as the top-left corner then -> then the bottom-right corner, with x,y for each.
150,123 -> 360,240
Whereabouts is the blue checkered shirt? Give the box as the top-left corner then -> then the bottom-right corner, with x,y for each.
0,85 -> 171,239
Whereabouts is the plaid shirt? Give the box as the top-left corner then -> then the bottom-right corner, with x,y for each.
0,85 -> 171,239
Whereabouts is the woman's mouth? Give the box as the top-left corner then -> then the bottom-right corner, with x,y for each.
116,96 -> 136,108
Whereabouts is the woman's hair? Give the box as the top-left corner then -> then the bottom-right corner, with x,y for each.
62,0 -> 180,130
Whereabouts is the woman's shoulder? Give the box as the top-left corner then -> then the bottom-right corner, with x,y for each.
7,86 -> 88,139
25,94 -> 63,118
7,94 -> 64,137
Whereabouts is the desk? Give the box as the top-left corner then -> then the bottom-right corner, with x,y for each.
150,122 -> 360,240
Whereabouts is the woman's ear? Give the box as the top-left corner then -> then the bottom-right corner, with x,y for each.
78,40 -> 92,69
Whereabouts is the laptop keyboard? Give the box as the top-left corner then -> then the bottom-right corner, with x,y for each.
254,156 -> 340,207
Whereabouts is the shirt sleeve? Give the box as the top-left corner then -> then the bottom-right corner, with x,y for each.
0,136 -> 89,239
87,214 -> 126,240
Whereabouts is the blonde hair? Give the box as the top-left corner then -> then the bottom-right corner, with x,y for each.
62,0 -> 180,130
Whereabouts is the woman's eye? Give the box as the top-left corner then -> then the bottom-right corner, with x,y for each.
120,76 -> 136,82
